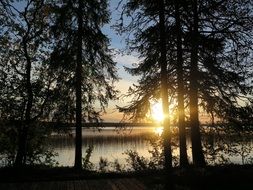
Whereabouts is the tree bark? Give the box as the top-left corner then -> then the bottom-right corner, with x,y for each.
175,0 -> 189,167
158,0 -> 172,171
189,0 -> 206,167
15,125 -> 29,167
74,0 -> 83,170
15,40 -> 33,167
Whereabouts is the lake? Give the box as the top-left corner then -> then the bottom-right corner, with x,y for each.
50,127 -> 158,169
49,126 -> 253,169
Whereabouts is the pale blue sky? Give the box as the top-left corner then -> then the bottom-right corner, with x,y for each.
101,0 -> 139,121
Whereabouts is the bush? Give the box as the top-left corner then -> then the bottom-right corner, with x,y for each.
0,122 -> 58,167
82,145 -> 94,170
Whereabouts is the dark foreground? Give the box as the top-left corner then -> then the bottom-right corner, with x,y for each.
0,178 -> 145,190
0,165 -> 253,190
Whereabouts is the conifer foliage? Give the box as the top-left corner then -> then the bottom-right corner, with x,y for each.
116,0 -> 253,167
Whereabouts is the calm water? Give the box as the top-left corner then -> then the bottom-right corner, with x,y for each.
50,127 -> 157,167
49,127 -> 253,168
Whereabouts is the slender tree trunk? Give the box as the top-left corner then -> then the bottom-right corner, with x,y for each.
189,0 -> 205,167
175,0 -> 189,167
158,0 -> 172,171
15,40 -> 33,167
15,125 -> 29,167
74,0 -> 83,170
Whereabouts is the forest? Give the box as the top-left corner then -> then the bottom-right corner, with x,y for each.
0,0 -> 253,189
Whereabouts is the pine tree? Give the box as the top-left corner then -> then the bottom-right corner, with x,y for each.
117,0 -> 253,168
116,0 -> 182,169
116,0 -> 195,168
184,0 -> 253,166
188,0 -> 206,166
50,0 -> 118,169
175,0 -> 189,167
158,0 -> 172,171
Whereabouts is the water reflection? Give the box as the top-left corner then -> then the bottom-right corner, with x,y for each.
49,127 -> 155,167
48,127 -> 253,168
153,127 -> 163,136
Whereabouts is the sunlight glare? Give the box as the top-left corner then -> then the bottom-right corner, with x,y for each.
151,101 -> 164,122
154,127 -> 163,136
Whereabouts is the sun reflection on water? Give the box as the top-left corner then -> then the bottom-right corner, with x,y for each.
154,127 -> 163,136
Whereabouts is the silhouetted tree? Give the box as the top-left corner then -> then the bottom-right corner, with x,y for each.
117,0 -> 253,168
116,0 -> 198,168
116,0 -> 172,169
50,0 -> 118,169
198,0 -> 253,124
183,0 -> 253,166
158,0 -> 173,171
0,0 -> 54,167
116,0 -> 193,168
188,0 -> 206,166
175,0 -> 189,167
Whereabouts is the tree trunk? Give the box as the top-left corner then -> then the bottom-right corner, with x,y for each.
189,0 -> 206,167
15,40 -> 33,167
158,0 -> 172,171
74,0 -> 83,170
15,125 -> 29,167
175,0 -> 189,167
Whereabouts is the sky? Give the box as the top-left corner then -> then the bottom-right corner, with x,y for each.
100,1 -> 139,122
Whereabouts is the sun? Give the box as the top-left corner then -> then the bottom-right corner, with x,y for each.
150,101 -> 164,122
